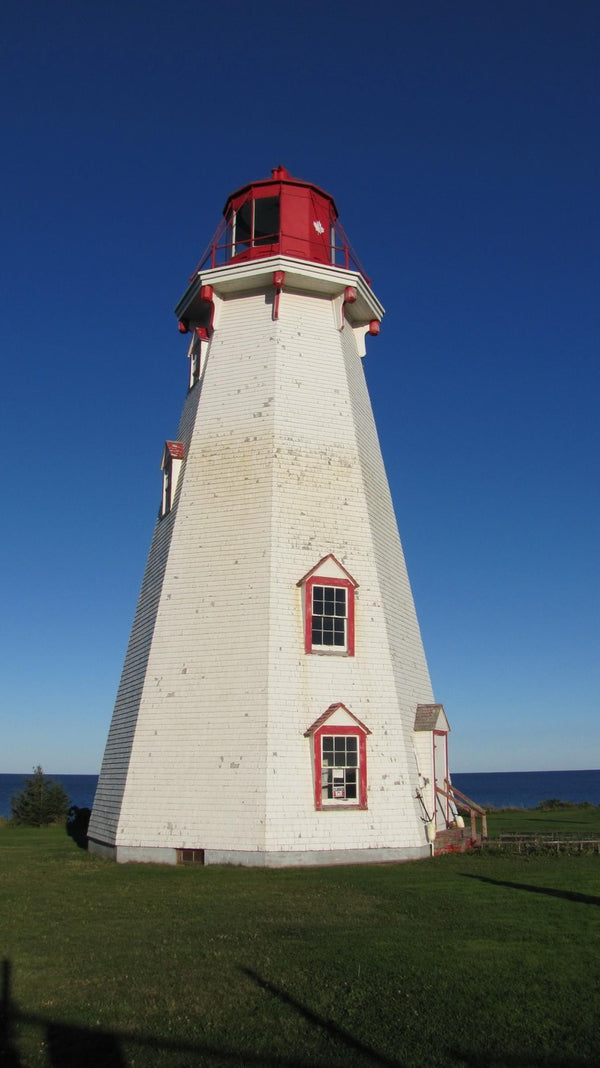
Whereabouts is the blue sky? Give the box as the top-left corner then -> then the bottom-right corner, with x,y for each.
2,1 -> 598,774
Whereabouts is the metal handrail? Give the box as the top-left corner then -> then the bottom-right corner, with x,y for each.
188,218 -> 370,283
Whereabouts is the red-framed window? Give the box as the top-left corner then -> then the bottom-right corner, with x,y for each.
187,327 -> 209,390
159,441 -> 184,519
312,725 -> 367,810
304,575 -> 355,656
161,454 -> 174,516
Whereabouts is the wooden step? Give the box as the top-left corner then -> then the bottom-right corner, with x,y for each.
434,827 -> 480,855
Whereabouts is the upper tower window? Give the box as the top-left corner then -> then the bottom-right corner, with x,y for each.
160,441 -> 184,518
297,554 -> 358,656
311,584 -> 348,650
187,327 -> 210,390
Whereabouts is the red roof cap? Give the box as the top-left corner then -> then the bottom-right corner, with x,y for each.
223,165 -> 338,218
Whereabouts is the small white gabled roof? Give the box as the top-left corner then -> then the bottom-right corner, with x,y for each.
161,441 -> 185,469
304,702 -> 371,737
297,554 -> 358,588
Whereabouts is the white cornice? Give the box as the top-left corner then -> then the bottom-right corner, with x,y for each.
174,255 -> 384,328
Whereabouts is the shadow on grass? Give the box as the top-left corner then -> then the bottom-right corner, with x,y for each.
240,966 -> 404,1066
1,956 -> 401,1067
445,1048 -> 592,1068
4,956 -> 597,1068
460,873 -> 600,906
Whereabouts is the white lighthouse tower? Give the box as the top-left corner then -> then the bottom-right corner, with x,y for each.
89,167 -> 452,865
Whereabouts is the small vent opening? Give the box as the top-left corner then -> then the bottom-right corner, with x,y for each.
176,848 -> 205,866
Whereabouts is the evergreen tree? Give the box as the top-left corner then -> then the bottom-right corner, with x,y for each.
10,766 -> 69,826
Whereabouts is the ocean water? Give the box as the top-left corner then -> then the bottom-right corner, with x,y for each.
0,773 -> 98,819
452,769 -> 600,809
1,769 -> 599,819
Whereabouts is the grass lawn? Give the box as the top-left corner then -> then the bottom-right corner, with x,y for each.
1,823 -> 599,1067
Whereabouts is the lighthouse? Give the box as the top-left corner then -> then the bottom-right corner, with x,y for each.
88,167 -> 452,865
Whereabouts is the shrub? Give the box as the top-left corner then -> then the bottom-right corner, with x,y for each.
66,805 -> 91,848
10,766 -> 69,827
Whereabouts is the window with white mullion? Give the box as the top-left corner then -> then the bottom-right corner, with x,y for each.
232,196 -> 280,255
298,557 -> 357,657
311,585 -> 347,649
321,735 -> 359,802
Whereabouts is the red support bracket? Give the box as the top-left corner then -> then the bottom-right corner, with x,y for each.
179,286 -> 216,336
200,285 -> 216,335
340,285 -> 357,329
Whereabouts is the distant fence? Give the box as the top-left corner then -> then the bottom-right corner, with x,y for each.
491,833 -> 600,854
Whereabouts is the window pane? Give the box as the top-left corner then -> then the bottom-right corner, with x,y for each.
319,734 -> 361,803
225,212 -> 234,261
235,202 -> 251,252
254,196 -> 279,245
322,768 -> 333,799
311,584 -> 348,649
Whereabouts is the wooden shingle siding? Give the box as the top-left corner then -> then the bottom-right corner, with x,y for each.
90,267 -> 439,864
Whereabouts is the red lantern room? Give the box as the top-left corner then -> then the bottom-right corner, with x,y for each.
224,165 -> 337,267
196,166 -> 369,281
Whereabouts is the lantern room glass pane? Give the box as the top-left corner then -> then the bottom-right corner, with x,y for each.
254,196 -> 279,245
234,201 -> 252,253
